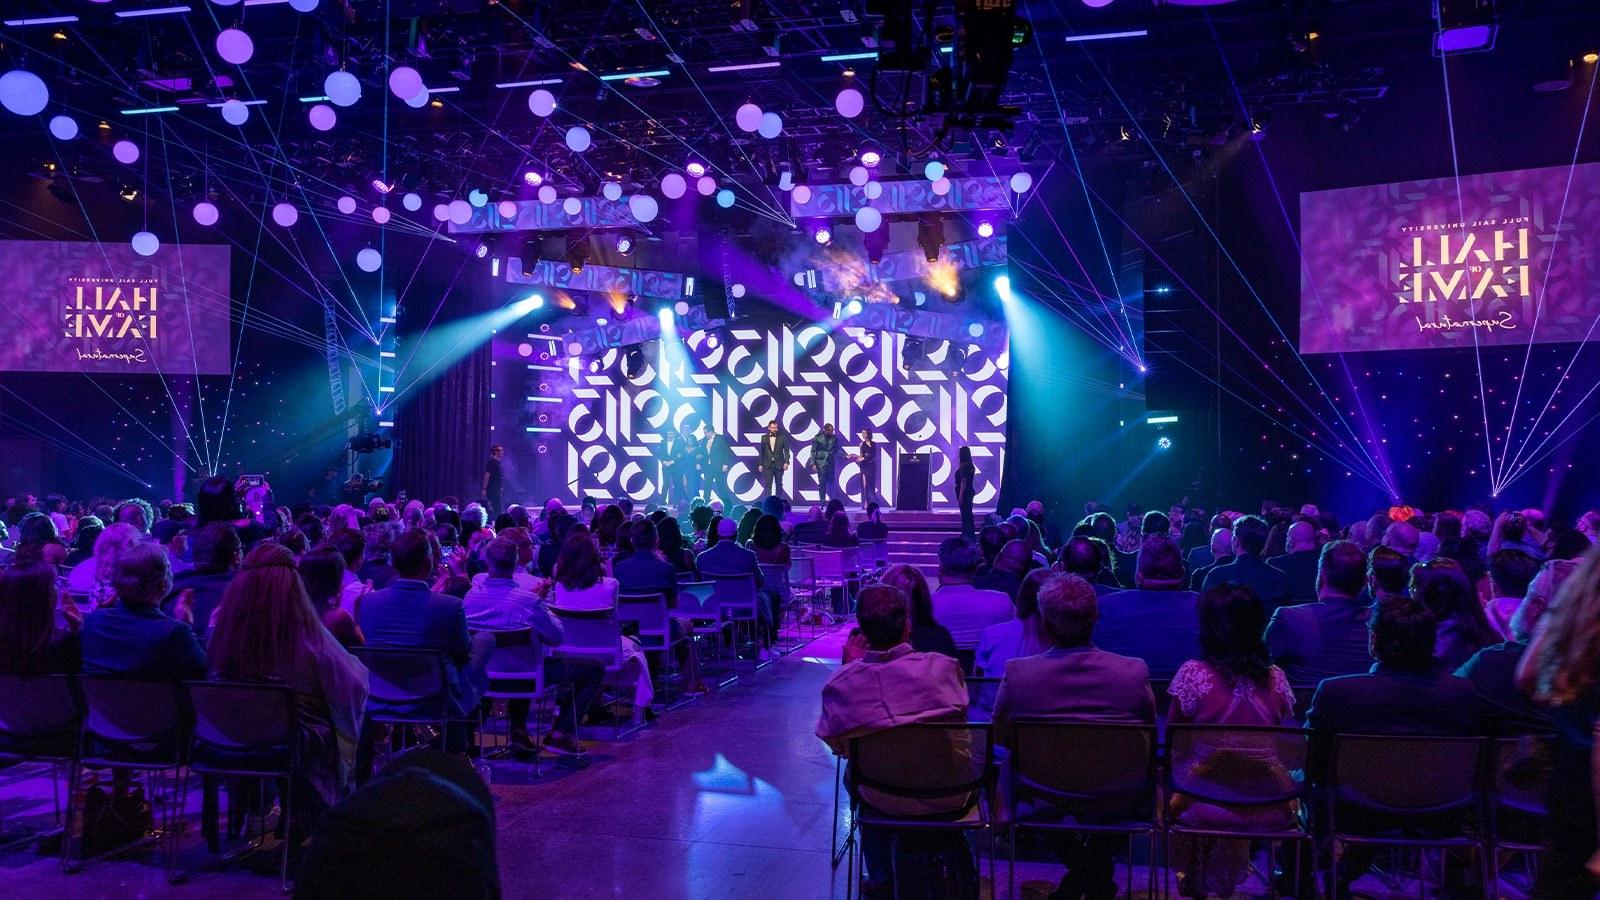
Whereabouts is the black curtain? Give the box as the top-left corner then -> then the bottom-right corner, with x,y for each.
393,241 -> 493,504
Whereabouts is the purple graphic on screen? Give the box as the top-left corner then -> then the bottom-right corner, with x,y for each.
1299,162 -> 1600,353
0,240 -> 232,375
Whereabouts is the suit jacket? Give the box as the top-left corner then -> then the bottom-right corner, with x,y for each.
1190,555 -> 1232,591
1264,596 -> 1375,687
696,541 -> 762,584
356,559 -> 398,590
1092,588 -> 1200,679
1455,641 -> 1554,736
1304,665 -> 1483,776
972,569 -> 1022,601
1185,545 -> 1215,572
1266,550 -> 1320,603
612,551 -> 680,606
992,644 -> 1156,746
756,433 -> 791,471
161,569 -> 236,640
357,578 -> 477,713
791,519 -> 828,544
1201,554 -> 1290,611
81,602 -> 207,680
811,432 -> 842,472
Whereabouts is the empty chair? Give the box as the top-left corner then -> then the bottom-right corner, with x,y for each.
617,592 -> 688,704
708,573 -> 764,669
1489,734 -> 1553,890
810,547 -> 860,617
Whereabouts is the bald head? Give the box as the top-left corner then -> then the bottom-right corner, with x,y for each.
1287,521 -> 1316,553
995,539 -> 1034,575
1210,527 -> 1233,557
1383,520 -> 1420,557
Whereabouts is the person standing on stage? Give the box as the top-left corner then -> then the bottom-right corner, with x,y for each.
955,445 -> 977,541
660,426 -> 694,507
482,445 -> 505,516
699,426 -> 731,503
855,429 -> 880,510
756,421 -> 791,498
810,423 -> 843,503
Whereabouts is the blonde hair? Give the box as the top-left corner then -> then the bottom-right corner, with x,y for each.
93,522 -> 146,582
1532,546 -> 1600,705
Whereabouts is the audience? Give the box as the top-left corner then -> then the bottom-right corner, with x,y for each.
66,522 -> 144,607
1058,535 -> 1120,594
857,503 -> 889,541
876,564 -> 959,660
973,539 -> 1031,600
299,545 -> 363,648
1189,528 -> 1235,591
1411,558 -> 1498,672
1266,520 -> 1320,603
1484,549 -> 1540,640
1199,516 -> 1290,611
697,517 -> 775,654
0,560 -> 81,674
929,538 -> 1012,660
80,542 -> 206,679
163,522 -> 242,639
1094,535 -> 1199,678
1264,540 -> 1376,686
820,511 -> 858,548
973,567 -> 1049,690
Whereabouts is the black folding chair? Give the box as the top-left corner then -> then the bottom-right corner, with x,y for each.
64,677 -> 189,875
1324,733 -> 1490,898
1006,720 -> 1161,900
0,674 -> 80,852
1488,734 -> 1553,893
174,681 -> 301,891
1164,724 -> 1315,899
350,648 -> 461,782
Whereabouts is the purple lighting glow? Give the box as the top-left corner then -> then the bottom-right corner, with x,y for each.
860,149 -> 881,167
371,178 -> 394,194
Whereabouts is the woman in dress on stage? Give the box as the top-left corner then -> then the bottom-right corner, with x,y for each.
853,430 -> 879,510
955,446 -> 976,541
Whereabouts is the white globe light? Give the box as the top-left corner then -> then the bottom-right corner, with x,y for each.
562,197 -> 582,215
221,99 -> 249,125
130,231 -> 159,257
1009,171 -> 1034,193
849,166 -> 868,186
372,206 -> 391,224
792,185 -> 812,205
924,160 -> 946,181
288,0 -> 319,11
527,89 -> 556,117
468,189 -> 488,208
716,188 -> 736,208
602,182 -> 623,201
674,301 -> 689,316
48,115 -> 78,140
272,202 -> 299,227
336,196 -> 358,215
212,0 -> 241,5
308,103 -> 336,131
968,322 -> 985,338
629,194 -> 659,223
835,87 -> 865,119
432,203 -> 450,222
0,70 -> 50,117
735,102 -> 763,132
537,184 -> 557,204
388,66 -> 424,100
402,192 -> 422,211
448,199 -> 472,224
758,111 -> 782,139
324,71 -> 361,107
215,29 -> 254,65
356,248 -> 383,272
855,206 -> 882,233
931,176 -> 951,196
661,173 -> 686,199
730,283 -> 746,298
863,181 -> 883,200
497,200 -> 518,219
565,126 -> 591,152
113,140 -> 140,164
192,202 -> 219,226
696,175 -> 716,196
404,90 -> 429,109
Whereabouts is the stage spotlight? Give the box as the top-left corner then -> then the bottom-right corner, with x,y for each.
1586,51 -> 1600,64
993,274 -> 1012,300
863,226 -> 889,264
371,178 -> 394,194
860,148 -> 882,167
813,225 -> 833,245
616,234 -> 634,254
622,345 -> 646,379
474,242 -> 489,258
522,170 -> 544,187
845,298 -> 864,316
917,214 -> 945,262
686,161 -> 707,177
945,344 -> 967,374
977,221 -> 995,238
118,184 -> 139,202
1156,435 -> 1173,451
565,235 -> 592,273
658,306 -> 674,328
1433,0 -> 1498,55
512,293 -> 545,314
349,432 -> 393,454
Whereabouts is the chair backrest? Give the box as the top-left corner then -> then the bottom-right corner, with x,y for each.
964,677 -> 1002,722
811,547 -> 859,582
0,674 -> 79,741
553,608 -> 624,667
186,681 -> 297,753
616,593 -> 672,649
77,677 -> 187,747
478,629 -> 543,680
1327,733 -> 1486,817
350,647 -> 450,719
709,573 -> 759,622
849,721 -> 992,804
675,581 -> 720,620
859,539 -> 889,568
1166,724 -> 1310,808
1492,734 -> 1551,817
788,553 -> 817,588
758,564 -> 792,605
1009,720 -> 1159,807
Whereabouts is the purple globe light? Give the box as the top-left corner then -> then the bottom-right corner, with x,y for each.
113,140 -> 140,164
308,103 -> 337,131
192,201 -> 219,226
215,29 -> 254,66
271,202 -> 299,227
337,196 -> 357,215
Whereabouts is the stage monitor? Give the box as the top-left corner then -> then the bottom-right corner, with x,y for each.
1299,162 -> 1600,354
0,240 -> 232,375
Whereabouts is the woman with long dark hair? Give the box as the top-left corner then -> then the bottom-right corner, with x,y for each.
1166,584 -> 1296,899
955,445 -> 976,541
0,561 -> 80,674
549,529 -> 654,713
1412,558 -> 1498,671
656,517 -> 697,575
869,564 -> 957,660
750,514 -> 790,567
298,545 -> 362,648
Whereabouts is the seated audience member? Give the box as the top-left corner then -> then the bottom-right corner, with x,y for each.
295,749 -> 499,899
1094,535 -> 1200,679
1365,544 -> 1410,602
974,539 -> 1031,601
973,568 -> 1050,707
991,574 -> 1156,900
1167,584 -> 1297,899
1185,515 -> 1231,572
821,511 -> 859,549
357,523 -> 399,588
164,523 -> 242,639
697,517 -> 775,653
1491,510 -> 1545,560
549,530 -> 654,716
299,545 -> 363,648
1484,549 -> 1540,640
66,522 -> 144,607
815,584 -> 970,897
1266,520 -> 1319,603
929,538 -> 1013,656
1026,499 -> 1058,551
0,560 -> 81,674
357,529 -> 495,723
1411,558 -> 1498,672
734,508 -> 763,548
1457,558 -> 1574,736
1264,540 -> 1375,686
81,542 -> 206,679
1381,519 -> 1421,568
463,538 -> 597,756
656,517 -> 698,575
876,564 -> 959,661
208,543 -> 369,811
1189,527 -> 1236,592
749,514 -> 790,567
1550,527 -> 1593,561
1058,536 -> 1121,595
115,498 -> 154,535
535,512 -> 574,577
790,506 -> 829,545
1200,515 -> 1290,611
857,503 -> 889,541
151,519 -> 191,577
326,528 -> 368,612
63,515 -> 103,568
977,526 -> 1008,574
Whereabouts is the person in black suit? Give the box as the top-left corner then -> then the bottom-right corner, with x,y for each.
809,423 -> 843,504
1265,540 -> 1376,688
659,426 -> 695,506
1304,595 -> 1483,892
1266,520 -> 1320,604
1200,515 -> 1290,612
755,421 -> 790,499
1094,535 -> 1200,679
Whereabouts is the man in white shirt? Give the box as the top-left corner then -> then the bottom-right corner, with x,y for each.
929,538 -> 1012,653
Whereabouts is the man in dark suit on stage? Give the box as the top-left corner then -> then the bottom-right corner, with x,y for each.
756,420 -> 790,499
659,426 -> 694,506
809,423 -> 843,503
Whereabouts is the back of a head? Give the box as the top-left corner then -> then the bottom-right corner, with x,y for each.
0,561 -> 59,673
1383,520 -> 1421,557
93,523 -> 145,574
1499,511 -> 1528,544
390,529 -> 435,579
937,537 -> 979,577
1135,535 -> 1185,586
1197,584 -> 1270,682
1434,513 -> 1463,541
996,539 -> 1033,575
855,584 -> 910,650
1141,510 -> 1170,537
825,498 -> 845,521
1286,520 -> 1316,553
1368,545 -> 1410,597
1317,540 -> 1367,597
1370,596 -> 1437,672
1410,559 -> 1475,620
828,511 -> 852,540
298,545 -> 346,607
1489,549 -> 1540,598
112,541 -> 172,607
1058,536 -> 1102,577
1231,515 -> 1269,557
878,563 -> 933,625
483,537 -> 519,577
1015,568 -> 1051,619
196,475 -> 241,524
629,518 -> 658,554
1209,527 -> 1233,557
1037,574 -> 1098,647
330,527 -> 366,570
979,526 -> 1007,560
752,514 -> 782,549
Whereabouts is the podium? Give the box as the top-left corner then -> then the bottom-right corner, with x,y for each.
897,452 -> 930,511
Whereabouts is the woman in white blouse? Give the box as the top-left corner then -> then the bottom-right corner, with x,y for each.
549,526 -> 654,715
